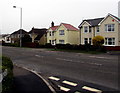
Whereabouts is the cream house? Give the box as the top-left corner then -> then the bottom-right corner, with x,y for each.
47,22 -> 80,45
78,13 -> 120,46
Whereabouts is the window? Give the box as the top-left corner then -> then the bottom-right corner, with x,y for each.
52,40 -> 54,45
59,40 -> 64,44
105,37 -> 115,45
96,27 -> 99,33
84,26 -> 88,33
7,37 -> 10,41
105,24 -> 115,32
84,38 -> 88,44
89,27 -> 91,33
59,30 -> 64,35
52,32 -> 54,36
89,38 -> 92,45
49,40 -> 51,44
49,32 -> 52,36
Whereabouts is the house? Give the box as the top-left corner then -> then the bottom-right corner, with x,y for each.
29,27 -> 47,45
78,13 -> 120,46
10,29 -> 28,43
1,34 -> 11,43
47,22 -> 80,45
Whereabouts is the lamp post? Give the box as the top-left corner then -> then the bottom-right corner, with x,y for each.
13,6 -> 22,47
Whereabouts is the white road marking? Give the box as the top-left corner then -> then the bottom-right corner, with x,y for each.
56,58 -> 102,66
58,85 -> 70,92
89,56 -> 110,59
62,80 -> 77,86
82,86 -> 102,93
35,55 -> 44,57
48,76 -> 60,81
88,62 -> 102,66
56,58 -> 72,62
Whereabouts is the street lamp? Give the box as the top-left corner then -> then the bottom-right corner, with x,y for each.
13,6 -> 22,47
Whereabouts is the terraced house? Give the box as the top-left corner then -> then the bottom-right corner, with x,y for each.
78,13 -> 120,46
47,22 -> 80,45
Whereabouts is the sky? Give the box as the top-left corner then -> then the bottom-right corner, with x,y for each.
0,0 -> 120,34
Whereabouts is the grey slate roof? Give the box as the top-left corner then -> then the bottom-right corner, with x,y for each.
11,29 -> 28,35
29,28 -> 47,40
78,18 -> 104,28
29,28 -> 47,34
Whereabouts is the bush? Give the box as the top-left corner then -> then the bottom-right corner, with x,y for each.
45,43 -> 53,48
0,56 -> 14,93
92,36 -> 104,46
2,43 -> 19,47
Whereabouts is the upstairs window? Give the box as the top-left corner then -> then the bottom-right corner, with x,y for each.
59,30 -> 65,35
105,24 -> 115,32
96,26 -> 99,33
49,32 -> 52,36
52,32 -> 54,36
84,26 -> 88,33
89,27 -> 92,33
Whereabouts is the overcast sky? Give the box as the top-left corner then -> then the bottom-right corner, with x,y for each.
0,0 -> 119,34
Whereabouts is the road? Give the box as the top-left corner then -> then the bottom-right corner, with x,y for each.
2,46 -> 119,92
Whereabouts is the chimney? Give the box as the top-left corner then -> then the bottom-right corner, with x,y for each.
51,21 -> 54,27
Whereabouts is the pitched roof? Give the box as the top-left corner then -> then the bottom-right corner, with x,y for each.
98,13 -> 120,25
29,28 -> 47,40
78,18 -> 104,28
11,29 -> 28,35
50,26 -> 59,31
62,23 -> 78,31
34,34 -> 44,40
48,23 -> 78,31
108,13 -> 120,21
29,28 -> 47,34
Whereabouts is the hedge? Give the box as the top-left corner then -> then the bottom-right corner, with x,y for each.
0,56 -> 13,93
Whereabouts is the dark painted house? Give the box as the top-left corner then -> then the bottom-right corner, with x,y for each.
29,27 -> 47,45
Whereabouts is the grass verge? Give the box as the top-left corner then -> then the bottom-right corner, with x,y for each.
48,48 -> 106,54
0,56 -> 13,93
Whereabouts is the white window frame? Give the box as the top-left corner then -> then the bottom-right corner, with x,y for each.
52,31 -> 54,36
96,26 -> 100,33
84,26 -> 88,33
49,32 -> 52,36
89,27 -> 92,33
84,38 -> 92,45
105,24 -> 115,32
59,30 -> 65,36
49,40 -> 51,44
59,40 -> 64,44
105,37 -> 115,46
89,38 -> 92,45
84,38 -> 88,44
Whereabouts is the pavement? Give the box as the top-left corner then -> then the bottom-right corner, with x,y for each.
13,65 -> 53,93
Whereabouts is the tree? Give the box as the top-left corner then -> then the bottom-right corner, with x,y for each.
92,35 -> 104,46
22,34 -> 32,43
